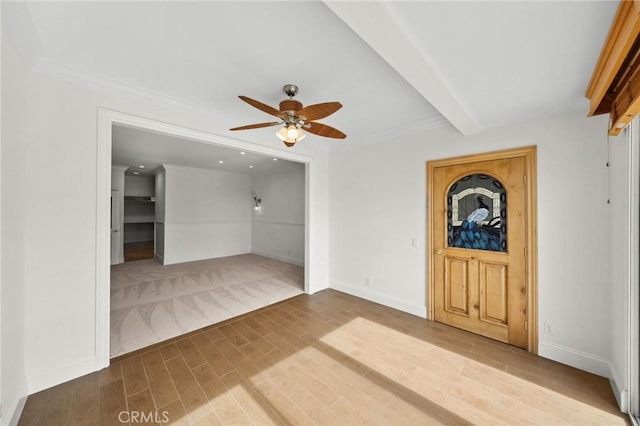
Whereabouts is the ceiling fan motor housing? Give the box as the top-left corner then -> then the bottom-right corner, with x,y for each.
279,99 -> 303,113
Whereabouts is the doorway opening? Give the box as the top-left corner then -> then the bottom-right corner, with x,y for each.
97,109 -> 316,367
123,174 -> 156,262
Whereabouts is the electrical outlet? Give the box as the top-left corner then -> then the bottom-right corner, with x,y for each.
411,238 -> 418,248
365,277 -> 372,287
543,322 -> 554,335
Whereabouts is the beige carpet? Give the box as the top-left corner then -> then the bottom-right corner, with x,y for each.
110,254 -> 303,357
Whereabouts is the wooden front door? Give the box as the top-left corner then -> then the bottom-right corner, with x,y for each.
428,147 -> 536,350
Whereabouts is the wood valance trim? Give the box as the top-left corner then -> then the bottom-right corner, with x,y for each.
586,0 -> 640,135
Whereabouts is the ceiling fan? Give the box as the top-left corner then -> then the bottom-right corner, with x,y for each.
230,84 -> 346,147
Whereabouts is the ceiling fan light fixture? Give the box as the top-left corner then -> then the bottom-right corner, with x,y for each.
275,127 -> 288,141
276,125 -> 306,146
287,125 -> 301,140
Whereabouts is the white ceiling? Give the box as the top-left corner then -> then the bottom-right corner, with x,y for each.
326,1 -> 617,133
5,1 -> 618,155
16,1 -> 443,141
112,125 -> 303,176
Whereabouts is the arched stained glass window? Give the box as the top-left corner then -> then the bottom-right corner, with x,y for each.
447,174 -> 507,252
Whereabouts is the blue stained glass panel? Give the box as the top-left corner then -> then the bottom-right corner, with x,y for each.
447,174 -> 507,252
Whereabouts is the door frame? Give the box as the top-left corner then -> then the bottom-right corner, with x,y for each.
426,146 -> 538,353
627,117 -> 639,416
96,108 -> 316,369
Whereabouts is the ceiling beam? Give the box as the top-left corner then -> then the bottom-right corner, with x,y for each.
324,1 -> 483,136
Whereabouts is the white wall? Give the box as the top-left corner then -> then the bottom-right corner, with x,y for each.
21,68 -> 330,394
1,22 -> 29,425
154,168 -> 166,261
111,166 -> 126,192
251,165 -> 305,265
330,111 -> 613,377
162,165 -> 252,265
6,49 -> 622,411
124,174 -> 154,197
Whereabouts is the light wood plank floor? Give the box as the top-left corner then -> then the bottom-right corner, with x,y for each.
18,290 -> 628,425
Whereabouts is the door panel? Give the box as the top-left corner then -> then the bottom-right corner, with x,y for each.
479,261 -> 508,325
430,155 -> 528,348
445,256 -> 469,315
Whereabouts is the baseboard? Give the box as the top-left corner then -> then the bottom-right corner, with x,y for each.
609,376 -> 629,413
330,280 -> 427,318
5,395 -> 27,426
162,250 -> 251,266
154,253 -> 164,264
538,340 -> 611,378
608,361 -> 629,413
251,250 -> 304,266
110,256 -> 124,266
27,356 -> 97,394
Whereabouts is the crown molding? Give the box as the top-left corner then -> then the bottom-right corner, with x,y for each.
33,58 -> 452,150
331,115 -> 451,151
10,0 -> 468,146
3,1 -> 242,125
32,58 -> 245,125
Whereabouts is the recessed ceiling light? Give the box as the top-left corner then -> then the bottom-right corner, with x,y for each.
240,151 -> 246,155
133,171 -> 140,175
249,165 -> 254,168
219,160 -> 224,164
138,165 -> 145,169
273,158 -> 278,161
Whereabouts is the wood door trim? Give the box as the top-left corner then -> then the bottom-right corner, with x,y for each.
426,146 -> 538,353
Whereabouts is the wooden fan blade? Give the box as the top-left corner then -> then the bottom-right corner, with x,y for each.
229,121 -> 281,131
306,122 -> 346,139
298,102 -> 343,121
238,96 -> 284,118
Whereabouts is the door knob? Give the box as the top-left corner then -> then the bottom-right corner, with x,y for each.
435,248 -> 444,255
